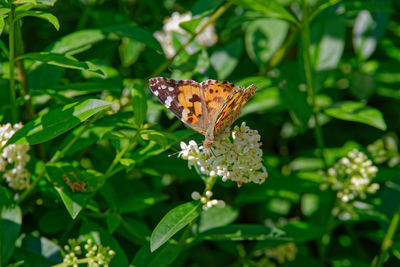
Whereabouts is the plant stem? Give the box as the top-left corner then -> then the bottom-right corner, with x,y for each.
105,129 -> 140,176
14,19 -> 35,121
372,204 -> 400,267
301,0 -> 327,167
148,0 -> 234,79
8,5 -> 18,123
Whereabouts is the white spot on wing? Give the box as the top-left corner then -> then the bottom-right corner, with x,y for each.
165,96 -> 173,108
168,86 -> 174,91
153,90 -> 159,96
182,108 -> 189,121
161,84 -> 167,89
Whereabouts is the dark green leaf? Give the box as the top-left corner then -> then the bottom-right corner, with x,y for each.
150,202 -> 201,252
1,206 -> 22,265
38,209 -> 73,234
280,82 -> 312,132
132,242 -> 181,267
7,99 -> 112,145
192,0 -> 224,16
18,52 -> 105,76
46,162 -> 107,219
119,193 -> 169,214
132,84 -> 147,126
106,214 -> 121,233
103,23 -> 162,51
324,101 -> 387,130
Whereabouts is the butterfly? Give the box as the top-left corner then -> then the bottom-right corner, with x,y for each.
148,77 -> 257,147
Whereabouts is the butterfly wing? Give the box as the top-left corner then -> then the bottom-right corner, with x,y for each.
149,77 -> 209,135
213,84 -> 257,138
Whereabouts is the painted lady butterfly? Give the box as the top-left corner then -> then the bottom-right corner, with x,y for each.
149,77 -> 257,147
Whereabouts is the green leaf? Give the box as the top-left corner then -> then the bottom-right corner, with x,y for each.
46,162 -> 107,219
106,214 -> 121,233
132,242 -> 181,267
17,52 -> 105,76
13,0 -> 36,5
15,2 -> 35,11
280,82 -> 312,132
103,23 -> 162,51
150,202 -> 200,252
234,0 -> 298,25
119,193 -> 169,214
7,99 -> 112,145
140,130 -> 170,148
14,10 -> 59,30
210,39 -> 242,80
38,209 -> 73,234
310,5 -> 345,71
132,84 -> 147,126
324,101 -> 387,130
12,235 -> 62,265
245,18 -> 288,68
36,0 -> 57,6
192,0 -> 224,16
199,224 -> 289,242
198,206 -> 239,233
47,29 -> 106,55
1,206 -> 22,265
0,39 -> 8,56
0,16 -> 6,36
179,18 -> 203,35
352,0 -> 390,61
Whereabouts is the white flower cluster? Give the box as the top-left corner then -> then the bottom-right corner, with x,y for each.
154,11 -> 218,58
179,122 -> 268,187
63,238 -> 115,267
191,190 -> 225,211
264,242 -> 298,264
367,134 -> 400,168
0,123 -> 31,190
320,149 -> 379,219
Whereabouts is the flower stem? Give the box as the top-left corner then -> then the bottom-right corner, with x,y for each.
372,203 -> 400,267
149,0 -> 234,78
301,0 -> 327,167
8,5 -> 18,123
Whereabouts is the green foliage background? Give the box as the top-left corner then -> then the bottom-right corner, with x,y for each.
1,0 -> 400,266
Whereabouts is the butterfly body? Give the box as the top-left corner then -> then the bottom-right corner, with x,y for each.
149,77 -> 256,147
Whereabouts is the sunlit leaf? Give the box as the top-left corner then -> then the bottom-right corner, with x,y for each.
150,202 -> 201,252
18,52 -> 105,76
14,10 -> 59,30
7,99 -> 112,145
324,101 -> 387,130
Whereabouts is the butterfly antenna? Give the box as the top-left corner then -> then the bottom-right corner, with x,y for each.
168,151 -> 180,157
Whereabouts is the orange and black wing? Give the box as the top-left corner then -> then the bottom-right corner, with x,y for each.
149,77 -> 209,135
